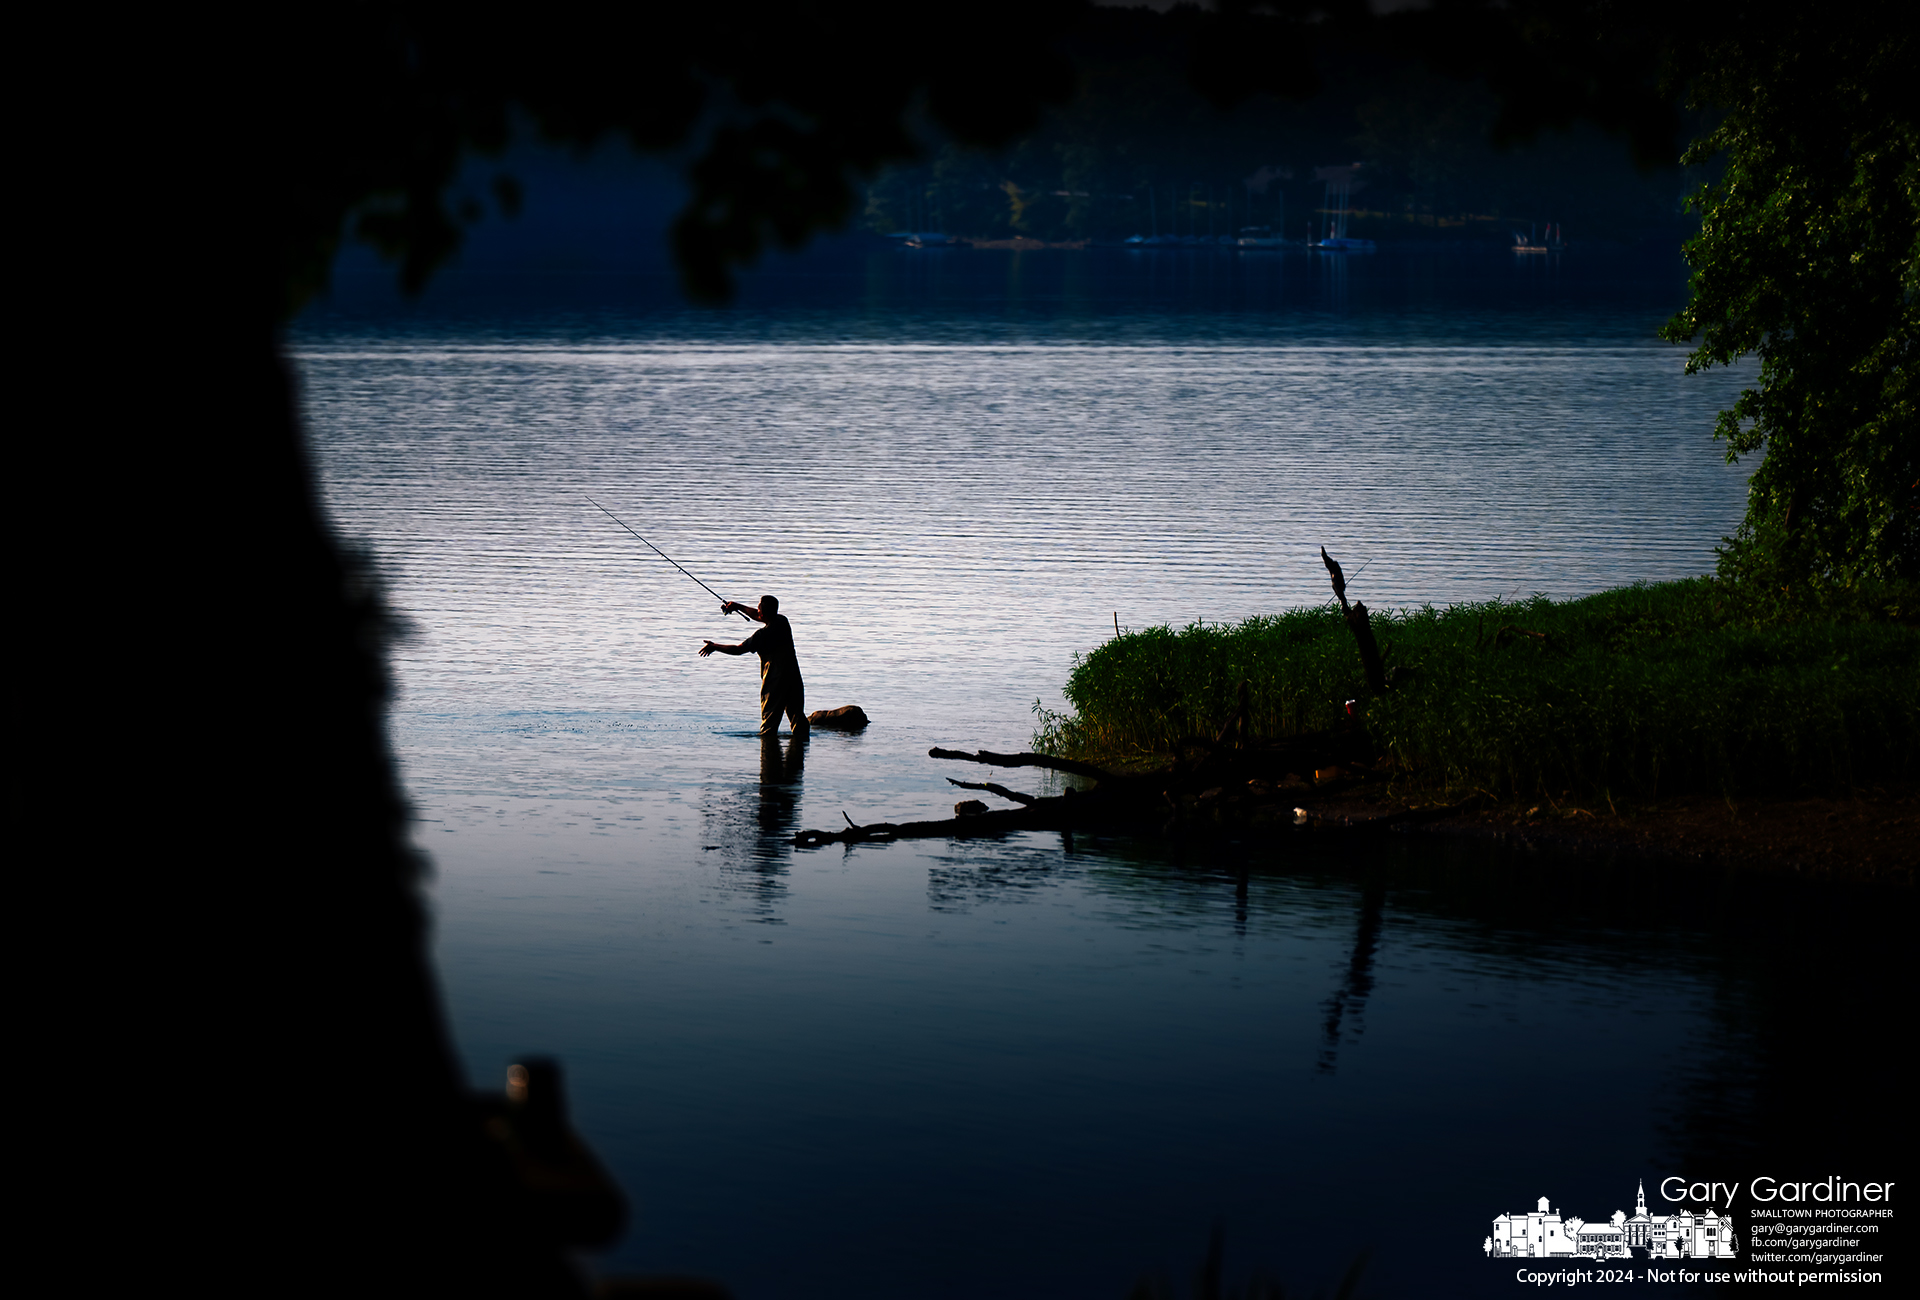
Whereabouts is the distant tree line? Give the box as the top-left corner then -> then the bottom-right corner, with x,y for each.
861,8 -> 1704,246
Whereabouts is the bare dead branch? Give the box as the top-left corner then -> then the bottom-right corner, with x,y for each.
928,747 -> 1113,780
1321,548 -> 1387,693
945,778 -> 1037,804
796,802 -> 1047,848
1321,546 -> 1347,608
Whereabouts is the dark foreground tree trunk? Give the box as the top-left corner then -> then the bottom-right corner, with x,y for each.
210,336 -> 578,1291
40,244 -> 586,1291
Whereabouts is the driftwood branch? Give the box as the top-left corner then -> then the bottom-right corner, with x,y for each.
946,778 -> 1036,805
1321,546 -> 1347,604
828,811 -> 899,842
1321,547 -> 1388,694
796,801 -> 1054,848
927,747 -> 1112,781
795,721 -> 1426,847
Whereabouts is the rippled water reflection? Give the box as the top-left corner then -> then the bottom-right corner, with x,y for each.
293,272 -> 1902,1298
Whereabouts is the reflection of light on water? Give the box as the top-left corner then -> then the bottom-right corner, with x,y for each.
298,333 -> 1750,755
406,707 -> 1901,1296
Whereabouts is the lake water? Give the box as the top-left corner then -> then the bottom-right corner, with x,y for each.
294,246 -> 1906,1297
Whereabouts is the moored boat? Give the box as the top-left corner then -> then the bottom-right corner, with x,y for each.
1312,235 -> 1377,252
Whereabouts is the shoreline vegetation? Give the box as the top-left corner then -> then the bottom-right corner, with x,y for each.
1041,577 -> 1915,800
792,572 -> 1916,883
1022,574 -> 1917,880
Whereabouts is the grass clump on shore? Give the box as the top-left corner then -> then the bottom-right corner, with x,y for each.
1036,579 -> 1918,802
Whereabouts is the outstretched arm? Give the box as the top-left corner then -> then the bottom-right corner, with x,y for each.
699,640 -> 752,657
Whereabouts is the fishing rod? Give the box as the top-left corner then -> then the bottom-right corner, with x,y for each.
585,496 -> 752,619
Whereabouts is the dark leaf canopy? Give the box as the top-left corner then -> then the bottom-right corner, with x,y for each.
1658,4 -> 1917,582
260,1 -> 1087,312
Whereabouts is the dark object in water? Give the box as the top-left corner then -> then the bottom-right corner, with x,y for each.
475,1058 -> 627,1250
792,744 -> 1465,848
807,704 -> 870,730
946,777 -> 1036,805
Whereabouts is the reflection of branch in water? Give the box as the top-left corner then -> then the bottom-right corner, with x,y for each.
698,735 -> 807,911
1317,882 -> 1386,1075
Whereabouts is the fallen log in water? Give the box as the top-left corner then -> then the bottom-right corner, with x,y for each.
791,563 -> 1426,849
792,795 -> 1088,848
790,780 -> 1467,848
788,735 -> 1470,848
926,747 -> 1113,780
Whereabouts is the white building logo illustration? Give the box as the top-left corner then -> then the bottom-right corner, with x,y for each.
1485,1182 -> 1738,1260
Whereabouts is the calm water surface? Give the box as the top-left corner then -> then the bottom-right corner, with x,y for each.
294,250 -> 1904,1297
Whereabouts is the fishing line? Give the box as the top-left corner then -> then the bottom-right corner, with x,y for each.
585,496 -> 751,619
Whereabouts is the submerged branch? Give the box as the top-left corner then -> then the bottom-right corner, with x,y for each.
794,728 -> 1433,849
946,777 -> 1037,805
796,800 -> 1064,847
927,747 -> 1114,781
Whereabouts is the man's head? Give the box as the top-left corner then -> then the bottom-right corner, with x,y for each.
759,595 -> 779,615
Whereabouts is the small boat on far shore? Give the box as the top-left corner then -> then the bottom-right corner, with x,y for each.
1512,223 -> 1566,254
1312,235 -> 1377,253
1309,164 -> 1376,252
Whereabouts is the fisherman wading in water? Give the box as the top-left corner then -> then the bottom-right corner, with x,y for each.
699,595 -> 809,739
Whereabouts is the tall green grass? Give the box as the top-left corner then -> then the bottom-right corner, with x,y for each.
1037,579 -> 1919,800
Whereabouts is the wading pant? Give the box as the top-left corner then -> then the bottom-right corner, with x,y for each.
760,659 -> 808,738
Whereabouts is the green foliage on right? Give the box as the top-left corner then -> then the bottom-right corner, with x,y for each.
1041,580 -> 1918,802
1661,9 -> 1918,585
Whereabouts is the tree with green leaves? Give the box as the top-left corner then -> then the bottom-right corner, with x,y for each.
1659,13 -> 1917,587
1399,0 -> 1915,588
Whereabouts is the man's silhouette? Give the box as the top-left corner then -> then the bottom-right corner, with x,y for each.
700,595 -> 809,739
